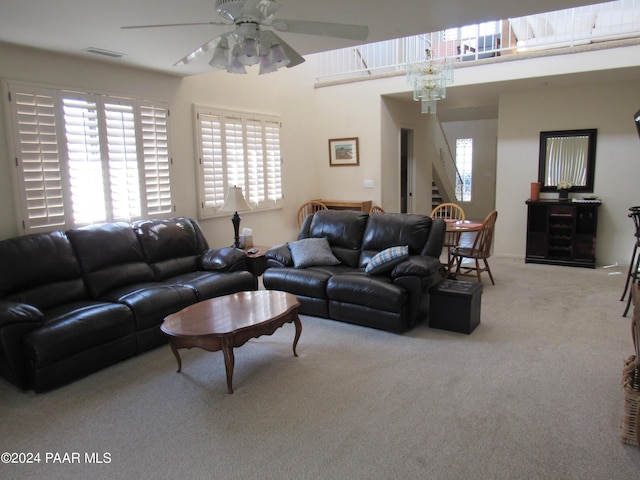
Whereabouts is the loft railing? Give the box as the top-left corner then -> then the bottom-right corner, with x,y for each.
315,0 -> 640,83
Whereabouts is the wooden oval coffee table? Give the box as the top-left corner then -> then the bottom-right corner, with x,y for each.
161,290 -> 301,393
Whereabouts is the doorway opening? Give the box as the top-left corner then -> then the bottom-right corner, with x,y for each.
401,128 -> 414,213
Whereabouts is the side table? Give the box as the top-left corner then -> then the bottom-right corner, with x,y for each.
243,245 -> 270,277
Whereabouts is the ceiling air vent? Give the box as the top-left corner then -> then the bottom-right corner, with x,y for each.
84,47 -> 125,59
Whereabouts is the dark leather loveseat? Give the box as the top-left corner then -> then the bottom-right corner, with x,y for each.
0,217 -> 257,392
263,210 -> 446,332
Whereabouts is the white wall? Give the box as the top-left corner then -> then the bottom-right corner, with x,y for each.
496,79 -> 640,266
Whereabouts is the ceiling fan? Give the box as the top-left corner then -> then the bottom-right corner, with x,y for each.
122,0 -> 369,74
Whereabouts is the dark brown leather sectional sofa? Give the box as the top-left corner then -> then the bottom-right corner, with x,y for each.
0,217 -> 256,392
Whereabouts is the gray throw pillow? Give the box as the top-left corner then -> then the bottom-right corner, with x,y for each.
288,238 -> 340,268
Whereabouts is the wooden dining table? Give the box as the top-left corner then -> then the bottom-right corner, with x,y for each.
445,219 -> 483,233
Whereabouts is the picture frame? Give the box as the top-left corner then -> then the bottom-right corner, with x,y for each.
328,137 -> 359,166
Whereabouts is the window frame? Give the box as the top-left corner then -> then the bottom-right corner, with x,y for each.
4,80 -> 174,234
455,137 -> 473,203
193,105 -> 283,220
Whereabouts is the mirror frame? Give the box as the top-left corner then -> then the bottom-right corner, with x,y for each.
538,128 -> 597,193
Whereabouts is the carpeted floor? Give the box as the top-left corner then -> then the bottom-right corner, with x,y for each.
1,256 -> 639,479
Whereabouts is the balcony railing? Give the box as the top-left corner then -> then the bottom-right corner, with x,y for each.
315,0 -> 640,83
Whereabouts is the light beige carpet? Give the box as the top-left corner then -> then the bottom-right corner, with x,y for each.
1,257 -> 639,479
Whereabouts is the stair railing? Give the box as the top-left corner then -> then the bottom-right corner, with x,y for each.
431,116 -> 462,202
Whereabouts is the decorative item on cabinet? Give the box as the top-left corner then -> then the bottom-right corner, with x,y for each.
557,181 -> 572,201
530,182 -> 541,201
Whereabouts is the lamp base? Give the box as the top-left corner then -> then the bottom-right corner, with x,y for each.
231,211 -> 241,248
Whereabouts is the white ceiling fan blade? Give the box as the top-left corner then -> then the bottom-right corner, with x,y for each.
271,19 -> 369,41
121,21 -> 228,30
240,0 -> 280,20
174,35 -> 225,66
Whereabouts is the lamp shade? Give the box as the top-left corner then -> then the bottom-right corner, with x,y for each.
220,186 -> 251,213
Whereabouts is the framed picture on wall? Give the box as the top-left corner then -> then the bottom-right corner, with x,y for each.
328,137 -> 359,166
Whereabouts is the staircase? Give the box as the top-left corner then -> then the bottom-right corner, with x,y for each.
431,181 -> 443,211
429,115 -> 460,211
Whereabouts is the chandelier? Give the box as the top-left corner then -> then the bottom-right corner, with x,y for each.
407,50 -> 454,114
209,24 -> 291,75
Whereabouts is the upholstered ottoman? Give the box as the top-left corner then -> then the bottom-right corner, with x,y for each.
429,279 -> 482,334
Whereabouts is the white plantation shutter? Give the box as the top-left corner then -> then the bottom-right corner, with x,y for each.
6,82 -> 173,233
264,120 -> 282,203
197,112 -> 226,217
246,119 -> 265,206
224,116 -> 246,190
195,106 -> 283,219
9,86 -> 66,230
104,98 -> 141,221
140,102 -> 172,215
61,94 -> 108,224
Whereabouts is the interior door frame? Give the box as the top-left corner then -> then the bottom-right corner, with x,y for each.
401,127 -> 414,213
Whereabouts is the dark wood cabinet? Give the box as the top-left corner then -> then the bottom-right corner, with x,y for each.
525,199 -> 600,268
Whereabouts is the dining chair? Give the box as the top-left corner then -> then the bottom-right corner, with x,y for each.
431,203 -> 466,268
369,205 -> 385,215
451,210 -> 498,284
621,206 -> 640,316
296,201 -> 328,228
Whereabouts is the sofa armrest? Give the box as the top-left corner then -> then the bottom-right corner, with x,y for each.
391,255 -> 441,280
421,218 -> 446,258
200,247 -> 248,272
0,301 -> 44,390
0,301 -> 44,329
265,244 -> 293,268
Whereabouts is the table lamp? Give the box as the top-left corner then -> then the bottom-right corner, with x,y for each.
220,186 -> 252,248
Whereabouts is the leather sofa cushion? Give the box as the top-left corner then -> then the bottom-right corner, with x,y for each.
150,256 -> 200,280
0,231 -> 78,292
327,273 -> 408,313
5,279 -> 89,312
0,231 -> 89,309
67,222 -> 147,272
24,301 -> 135,367
308,210 -> 369,248
67,223 -> 155,298
98,283 -> 197,331
264,265 -> 351,299
133,217 -> 200,263
359,213 -> 432,267
308,210 -> 368,260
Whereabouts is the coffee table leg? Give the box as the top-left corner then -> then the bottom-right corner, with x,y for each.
222,343 -> 235,394
292,313 -> 302,357
169,340 -> 182,373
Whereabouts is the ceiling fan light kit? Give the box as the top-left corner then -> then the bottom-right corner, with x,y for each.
123,0 -> 368,75
209,23 -> 292,75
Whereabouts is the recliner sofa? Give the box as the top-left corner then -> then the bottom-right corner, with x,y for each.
263,210 -> 446,332
0,217 -> 257,392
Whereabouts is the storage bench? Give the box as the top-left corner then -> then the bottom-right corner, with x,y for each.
429,279 -> 483,334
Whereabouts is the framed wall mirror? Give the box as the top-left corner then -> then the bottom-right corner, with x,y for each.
538,129 -> 597,192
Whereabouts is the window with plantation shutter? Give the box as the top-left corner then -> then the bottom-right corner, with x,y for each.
140,102 -> 172,215
61,93 -> 109,224
194,105 -> 283,219
9,87 -> 65,230
5,82 -> 174,233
